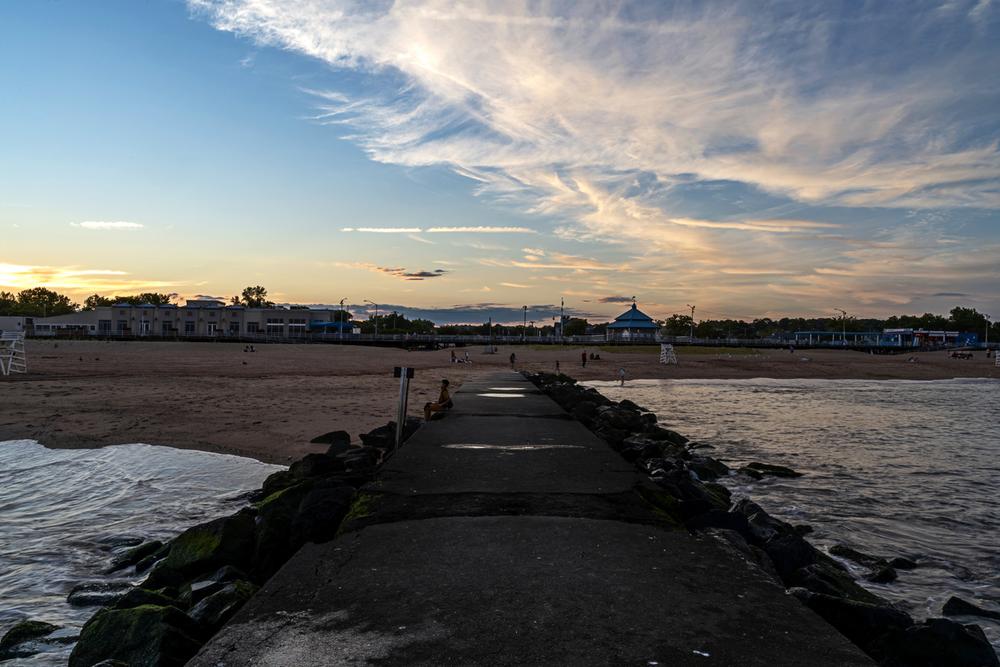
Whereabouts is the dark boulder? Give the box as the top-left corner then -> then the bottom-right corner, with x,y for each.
144,508 -> 257,588
829,543 -> 887,568
943,596 -> 1000,621
188,580 -> 258,632
790,588 -> 912,657
67,581 -> 134,607
888,556 -> 918,570
866,566 -> 898,584
687,456 -> 729,481
593,425 -> 629,450
69,605 -> 203,667
113,588 -> 180,611
0,620 -> 60,660
596,406 -> 644,432
732,499 -> 797,545
617,399 -> 647,413
706,528 -> 780,580
790,562 -> 884,605
290,483 -> 356,547
289,453 -> 345,479
874,617 -> 999,667
310,430 -> 351,446
260,469 -> 297,496
105,540 -> 164,574
643,426 -> 689,447
742,461 -> 803,478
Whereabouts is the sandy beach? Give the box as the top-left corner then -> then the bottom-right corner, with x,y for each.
1,340 -> 996,464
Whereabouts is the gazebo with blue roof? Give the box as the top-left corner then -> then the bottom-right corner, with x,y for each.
606,300 -> 659,341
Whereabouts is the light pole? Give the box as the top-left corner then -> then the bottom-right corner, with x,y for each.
686,304 -> 696,339
339,298 -> 347,342
522,305 -> 527,343
835,308 -> 848,344
985,314 -> 991,348
364,299 -> 378,337
560,297 -> 564,341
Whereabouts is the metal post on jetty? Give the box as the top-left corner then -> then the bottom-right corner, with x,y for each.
393,366 -> 413,451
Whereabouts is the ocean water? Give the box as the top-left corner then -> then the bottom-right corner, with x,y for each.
0,440 -> 282,665
587,377 -> 1000,651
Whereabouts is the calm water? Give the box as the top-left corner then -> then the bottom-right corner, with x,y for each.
589,378 -> 1000,650
0,440 -> 282,665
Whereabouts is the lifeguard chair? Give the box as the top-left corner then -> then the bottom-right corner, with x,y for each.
0,331 -> 27,376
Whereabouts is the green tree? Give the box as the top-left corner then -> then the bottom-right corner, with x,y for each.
83,294 -> 114,310
233,285 -> 274,308
562,317 -> 588,336
948,306 -> 986,333
661,313 -> 693,336
0,291 -> 17,316
16,288 -> 77,317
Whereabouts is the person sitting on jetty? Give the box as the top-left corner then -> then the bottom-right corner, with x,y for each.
424,379 -> 453,421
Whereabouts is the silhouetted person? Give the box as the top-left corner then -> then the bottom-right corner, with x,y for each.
424,379 -> 453,421
581,351 -> 587,367
510,352 -> 516,368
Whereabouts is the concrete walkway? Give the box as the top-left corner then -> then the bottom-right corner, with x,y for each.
191,371 -> 871,666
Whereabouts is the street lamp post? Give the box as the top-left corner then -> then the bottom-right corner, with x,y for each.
985,314 -> 991,348
522,305 -> 527,343
364,299 -> 379,338
835,308 -> 848,344
686,304 -> 696,340
339,298 -> 347,342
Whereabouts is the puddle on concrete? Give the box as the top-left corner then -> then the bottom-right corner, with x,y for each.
476,393 -> 527,398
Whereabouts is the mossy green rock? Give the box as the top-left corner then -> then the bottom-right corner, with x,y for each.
68,605 -> 202,667
113,587 -> 181,611
145,509 -> 256,588
0,620 -> 60,659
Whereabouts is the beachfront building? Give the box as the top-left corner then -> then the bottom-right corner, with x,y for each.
29,300 -> 356,340
605,302 -> 660,341
793,328 -> 978,348
0,316 -> 30,335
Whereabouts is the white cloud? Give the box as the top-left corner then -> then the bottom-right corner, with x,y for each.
425,226 -> 535,233
71,221 -> 144,231
341,227 -> 422,233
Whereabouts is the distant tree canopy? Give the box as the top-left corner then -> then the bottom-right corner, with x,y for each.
0,288 -> 77,317
231,285 -> 274,308
562,317 -> 589,336
83,293 -> 176,309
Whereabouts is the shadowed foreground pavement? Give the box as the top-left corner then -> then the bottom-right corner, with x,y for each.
190,371 -> 871,666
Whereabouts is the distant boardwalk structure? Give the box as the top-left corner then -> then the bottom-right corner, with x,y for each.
605,301 -> 660,341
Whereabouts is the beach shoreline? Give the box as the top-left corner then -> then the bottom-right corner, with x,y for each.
1,340 -> 996,464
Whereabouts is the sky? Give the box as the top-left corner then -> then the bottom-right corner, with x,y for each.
2,0 -> 999,324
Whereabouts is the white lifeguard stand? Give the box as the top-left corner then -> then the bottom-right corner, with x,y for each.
0,331 -> 27,376
659,343 -> 678,365
995,350 -> 999,367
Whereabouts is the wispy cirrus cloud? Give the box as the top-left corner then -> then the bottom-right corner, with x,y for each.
192,0 -> 1000,316
71,221 -> 144,231
342,225 -> 535,234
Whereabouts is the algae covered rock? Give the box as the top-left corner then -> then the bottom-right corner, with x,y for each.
145,508 -> 256,588
67,581 -> 134,607
0,620 -> 60,660
874,617 -> 1000,667
69,604 -> 202,667
742,461 -> 803,478
113,587 -> 180,611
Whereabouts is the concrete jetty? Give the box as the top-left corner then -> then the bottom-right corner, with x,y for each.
191,371 -> 871,666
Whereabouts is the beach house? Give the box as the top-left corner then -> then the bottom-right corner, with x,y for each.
605,302 -> 660,341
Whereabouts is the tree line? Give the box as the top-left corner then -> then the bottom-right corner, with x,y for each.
1,286 -> 996,338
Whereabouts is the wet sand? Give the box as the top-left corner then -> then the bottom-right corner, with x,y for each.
1,340 -> 995,464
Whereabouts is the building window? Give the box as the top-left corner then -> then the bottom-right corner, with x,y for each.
184,321 -> 195,334
98,320 -> 112,333
116,320 -> 128,333
247,322 -> 260,334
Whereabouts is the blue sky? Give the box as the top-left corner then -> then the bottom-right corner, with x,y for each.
2,1 -> 998,323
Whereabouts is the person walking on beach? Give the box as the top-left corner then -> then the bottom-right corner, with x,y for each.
424,379 -> 453,421
618,367 -> 626,387
581,350 -> 587,367
451,349 -> 456,363
510,352 -> 516,369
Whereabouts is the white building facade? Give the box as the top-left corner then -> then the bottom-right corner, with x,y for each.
29,300 -> 351,339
